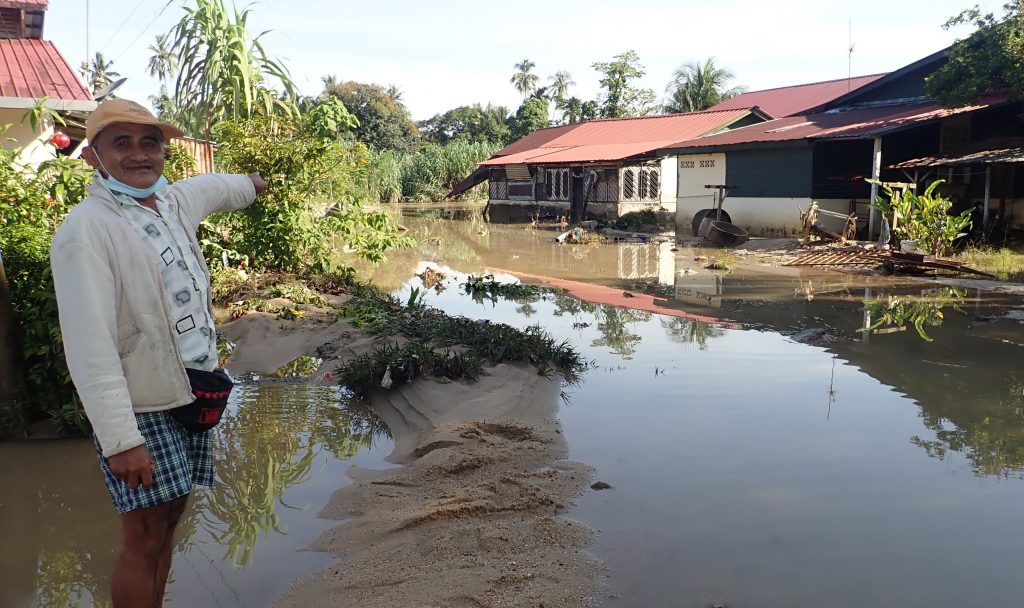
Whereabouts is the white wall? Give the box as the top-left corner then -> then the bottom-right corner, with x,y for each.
675,153 -> 726,232
0,108 -> 56,167
659,157 -> 677,212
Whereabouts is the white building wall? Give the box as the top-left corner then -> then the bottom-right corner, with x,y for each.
659,157 -> 677,212
0,108 -> 57,168
675,153 -> 725,231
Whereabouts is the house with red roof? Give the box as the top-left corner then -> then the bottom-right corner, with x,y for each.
0,0 -> 95,166
662,49 -> 1024,239
450,107 -> 770,221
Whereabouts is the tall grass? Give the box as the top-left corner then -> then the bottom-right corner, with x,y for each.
957,246 -> 1024,282
364,140 -> 499,203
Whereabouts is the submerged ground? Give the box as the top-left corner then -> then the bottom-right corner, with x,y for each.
4,205 -> 1024,607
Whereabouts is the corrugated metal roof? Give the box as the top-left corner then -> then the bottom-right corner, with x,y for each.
0,39 -> 91,101
481,108 -> 755,166
491,123 -> 580,157
709,74 -> 887,117
662,93 -> 1011,152
890,137 -> 1024,168
0,0 -> 49,7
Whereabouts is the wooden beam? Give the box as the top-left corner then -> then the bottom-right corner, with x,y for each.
869,137 -> 882,240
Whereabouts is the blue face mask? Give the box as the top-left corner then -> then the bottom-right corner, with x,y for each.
104,173 -> 168,199
93,145 -> 168,199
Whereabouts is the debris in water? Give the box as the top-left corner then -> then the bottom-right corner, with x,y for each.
381,366 -> 393,389
591,481 -> 612,490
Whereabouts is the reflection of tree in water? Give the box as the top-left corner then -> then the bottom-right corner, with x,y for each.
591,306 -> 651,359
862,287 -> 966,341
35,549 -> 110,608
911,377 -> 1024,478
177,384 -> 386,568
551,293 -> 599,318
660,317 -> 724,350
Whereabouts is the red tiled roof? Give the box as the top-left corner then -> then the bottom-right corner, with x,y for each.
708,74 -> 887,118
481,108 -> 757,166
0,39 -> 91,101
663,93 -> 1011,152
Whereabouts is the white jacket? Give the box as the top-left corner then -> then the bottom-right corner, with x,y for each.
51,174 -> 256,457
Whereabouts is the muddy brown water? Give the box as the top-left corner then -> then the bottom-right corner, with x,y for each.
5,204 -> 1024,607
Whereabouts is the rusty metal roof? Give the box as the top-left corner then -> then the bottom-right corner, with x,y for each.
0,0 -> 49,7
709,74 -> 887,118
0,38 -> 92,105
662,93 -> 1011,153
481,108 -> 757,166
491,123 -> 581,158
890,137 -> 1024,168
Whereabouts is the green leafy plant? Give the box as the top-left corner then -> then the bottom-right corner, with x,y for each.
869,179 -> 973,256
0,133 -> 94,436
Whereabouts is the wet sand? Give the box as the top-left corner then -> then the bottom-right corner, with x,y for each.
220,301 -> 604,608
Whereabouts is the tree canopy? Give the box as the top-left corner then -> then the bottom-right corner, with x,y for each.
323,81 -> 418,151
592,50 -> 657,118
925,2 -> 1024,107
664,57 -> 745,113
508,97 -> 550,140
418,103 -> 511,145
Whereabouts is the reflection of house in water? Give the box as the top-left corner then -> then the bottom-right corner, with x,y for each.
674,271 -> 724,308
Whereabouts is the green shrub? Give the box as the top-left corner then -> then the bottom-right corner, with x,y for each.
0,143 -> 93,436
870,179 -> 972,256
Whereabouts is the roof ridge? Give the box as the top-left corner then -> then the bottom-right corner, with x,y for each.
583,108 -> 751,124
738,73 -> 888,95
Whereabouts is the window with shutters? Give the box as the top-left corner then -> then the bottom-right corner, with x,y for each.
620,165 -> 661,201
0,8 -> 22,38
544,168 -> 570,201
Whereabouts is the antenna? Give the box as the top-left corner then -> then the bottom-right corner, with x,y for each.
848,19 -> 854,92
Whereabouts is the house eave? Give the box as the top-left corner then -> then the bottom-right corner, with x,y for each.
0,96 -> 97,112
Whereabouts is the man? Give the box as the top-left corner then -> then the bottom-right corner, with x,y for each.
50,99 -> 267,607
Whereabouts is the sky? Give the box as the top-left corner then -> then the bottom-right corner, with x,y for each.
44,0 -> 1002,122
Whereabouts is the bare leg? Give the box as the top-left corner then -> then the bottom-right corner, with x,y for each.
153,494 -> 190,606
110,493 -> 191,608
111,500 -> 173,608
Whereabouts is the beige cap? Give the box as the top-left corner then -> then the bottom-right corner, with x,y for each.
86,99 -> 185,143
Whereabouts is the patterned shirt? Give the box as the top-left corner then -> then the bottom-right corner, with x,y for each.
114,188 -> 218,371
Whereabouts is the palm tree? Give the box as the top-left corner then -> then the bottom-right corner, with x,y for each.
146,34 -> 176,83
86,52 -> 120,95
168,0 -> 299,136
510,59 -> 538,98
548,70 -> 575,103
385,83 -> 403,104
664,57 -> 745,113
321,74 -> 338,90
548,70 -> 575,122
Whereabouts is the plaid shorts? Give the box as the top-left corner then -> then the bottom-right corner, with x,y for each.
94,411 -> 214,513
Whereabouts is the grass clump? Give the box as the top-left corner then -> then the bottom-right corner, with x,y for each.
956,246 -> 1024,283
613,209 -> 660,231
334,284 -> 586,396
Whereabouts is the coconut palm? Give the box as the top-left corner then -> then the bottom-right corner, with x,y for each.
321,74 -> 338,90
385,83 -> 404,104
664,57 -> 745,113
548,70 -> 575,103
510,59 -> 539,98
85,52 -> 120,95
168,0 -> 299,136
146,34 -> 177,83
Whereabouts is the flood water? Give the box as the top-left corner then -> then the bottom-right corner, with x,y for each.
0,383 -> 392,608
366,206 -> 1024,608
5,203 -> 1024,607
